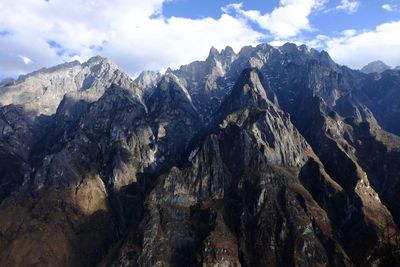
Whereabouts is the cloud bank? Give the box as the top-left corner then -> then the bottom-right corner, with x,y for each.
323,21 -> 400,68
0,0 -> 399,77
0,0 -> 262,77
223,0 -> 326,39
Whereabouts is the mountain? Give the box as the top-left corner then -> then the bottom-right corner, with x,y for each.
0,43 -> 400,267
361,60 -> 391,74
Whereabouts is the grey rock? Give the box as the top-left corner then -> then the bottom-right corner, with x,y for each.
361,60 -> 391,74
0,56 -> 141,116
134,70 -> 162,98
0,43 -> 400,267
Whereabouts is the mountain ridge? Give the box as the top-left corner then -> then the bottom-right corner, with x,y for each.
0,42 -> 400,267
361,60 -> 391,74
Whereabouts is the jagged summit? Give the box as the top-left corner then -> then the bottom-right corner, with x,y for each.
204,45 -> 237,64
220,45 -> 235,57
83,55 -> 120,70
156,73 -> 193,103
279,42 -> 299,52
1,42 -> 400,267
86,55 -> 107,64
16,60 -> 82,82
207,46 -> 219,59
224,68 -> 269,109
0,56 -> 133,116
3,56 -> 115,85
134,70 -> 162,92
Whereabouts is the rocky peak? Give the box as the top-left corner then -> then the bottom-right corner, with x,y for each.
361,60 -> 391,74
170,46 -> 237,109
134,70 -> 162,95
85,55 -> 108,65
149,73 -> 196,115
205,46 -> 237,66
220,46 -> 238,66
279,42 -> 299,53
237,45 -> 254,58
82,55 -> 119,75
157,74 -> 190,98
220,46 -> 235,58
206,46 -> 220,61
217,68 -> 270,118
1,42 -> 400,267
0,56 -> 134,116
144,74 -> 201,169
16,60 -> 81,82
233,68 -> 268,100
318,50 -> 338,69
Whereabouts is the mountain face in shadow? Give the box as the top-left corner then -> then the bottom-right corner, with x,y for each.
0,43 -> 400,267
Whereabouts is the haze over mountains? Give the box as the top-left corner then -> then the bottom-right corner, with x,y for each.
360,61 -> 391,74
0,42 -> 400,267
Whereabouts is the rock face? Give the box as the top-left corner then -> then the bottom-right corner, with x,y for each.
361,60 -> 391,74
1,43 -> 400,267
0,57 -> 141,116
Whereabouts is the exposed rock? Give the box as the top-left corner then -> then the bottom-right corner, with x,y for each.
0,57 -> 140,116
361,60 -> 391,74
134,70 -> 162,98
0,44 -> 400,267
355,70 -> 400,134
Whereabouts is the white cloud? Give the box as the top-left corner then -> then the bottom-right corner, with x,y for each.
267,20 -> 400,69
1,0 -> 399,78
382,4 -> 394,11
322,21 -> 400,68
382,2 -> 400,12
223,0 -> 326,39
18,55 -> 32,65
336,0 -> 360,14
0,0 -> 262,77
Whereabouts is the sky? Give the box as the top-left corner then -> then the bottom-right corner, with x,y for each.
0,0 -> 400,79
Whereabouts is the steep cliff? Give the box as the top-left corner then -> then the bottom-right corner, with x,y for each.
0,43 -> 399,267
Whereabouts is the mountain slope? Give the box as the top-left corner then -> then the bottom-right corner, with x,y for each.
0,43 -> 400,267
361,61 -> 391,74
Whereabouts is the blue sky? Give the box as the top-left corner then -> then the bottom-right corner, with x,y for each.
163,0 -> 276,19
0,0 -> 400,79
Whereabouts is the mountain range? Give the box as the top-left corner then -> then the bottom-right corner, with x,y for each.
0,43 -> 400,267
